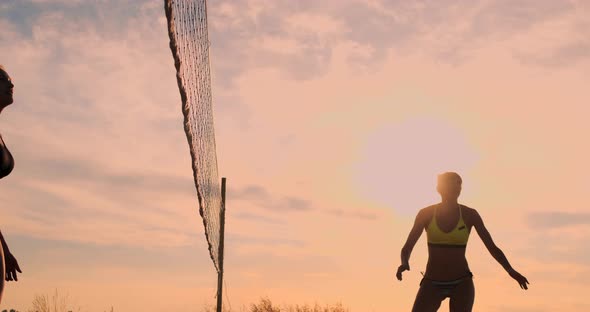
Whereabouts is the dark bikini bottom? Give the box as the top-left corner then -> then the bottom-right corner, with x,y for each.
420,272 -> 474,298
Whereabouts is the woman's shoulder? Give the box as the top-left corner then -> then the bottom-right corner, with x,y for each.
417,204 -> 437,220
460,203 -> 476,212
460,204 -> 479,225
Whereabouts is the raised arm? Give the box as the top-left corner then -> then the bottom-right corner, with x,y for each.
472,210 -> 530,289
397,209 -> 427,281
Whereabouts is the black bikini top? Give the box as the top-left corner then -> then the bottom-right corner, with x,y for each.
0,134 -> 14,179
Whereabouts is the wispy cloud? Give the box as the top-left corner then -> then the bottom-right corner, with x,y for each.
516,39 -> 590,67
515,216 -> 590,266
210,0 -> 585,75
469,0 -> 573,38
527,211 -> 590,229
229,233 -> 305,248
326,208 -> 377,220
229,184 -> 313,212
234,212 -> 286,225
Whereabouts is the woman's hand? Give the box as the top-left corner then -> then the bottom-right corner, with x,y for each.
396,263 -> 410,281
4,251 -> 22,281
508,268 -> 529,290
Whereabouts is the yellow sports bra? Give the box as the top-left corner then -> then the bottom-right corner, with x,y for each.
426,204 -> 470,248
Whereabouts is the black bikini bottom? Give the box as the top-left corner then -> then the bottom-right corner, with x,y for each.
420,272 -> 473,298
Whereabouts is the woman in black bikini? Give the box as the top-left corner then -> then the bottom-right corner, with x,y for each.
397,172 -> 529,311
0,65 -> 23,303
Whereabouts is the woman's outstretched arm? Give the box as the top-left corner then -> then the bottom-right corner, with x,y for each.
472,210 -> 530,289
0,230 -> 21,281
397,208 -> 427,281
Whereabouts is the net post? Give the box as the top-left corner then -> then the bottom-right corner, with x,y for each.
217,177 -> 227,312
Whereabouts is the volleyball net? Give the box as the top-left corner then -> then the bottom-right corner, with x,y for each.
164,1 -> 227,311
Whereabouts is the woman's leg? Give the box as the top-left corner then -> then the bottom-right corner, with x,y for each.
412,279 -> 446,312
448,277 -> 475,312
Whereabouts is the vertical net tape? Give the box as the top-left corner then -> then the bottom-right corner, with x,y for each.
165,0 -> 222,273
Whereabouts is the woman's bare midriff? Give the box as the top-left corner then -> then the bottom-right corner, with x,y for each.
424,246 -> 471,280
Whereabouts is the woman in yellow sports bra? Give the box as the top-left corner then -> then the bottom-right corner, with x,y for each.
396,172 -> 529,311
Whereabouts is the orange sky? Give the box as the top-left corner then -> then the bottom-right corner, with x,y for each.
1,0 -> 590,311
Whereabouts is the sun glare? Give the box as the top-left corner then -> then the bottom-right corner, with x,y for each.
353,116 -> 479,215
